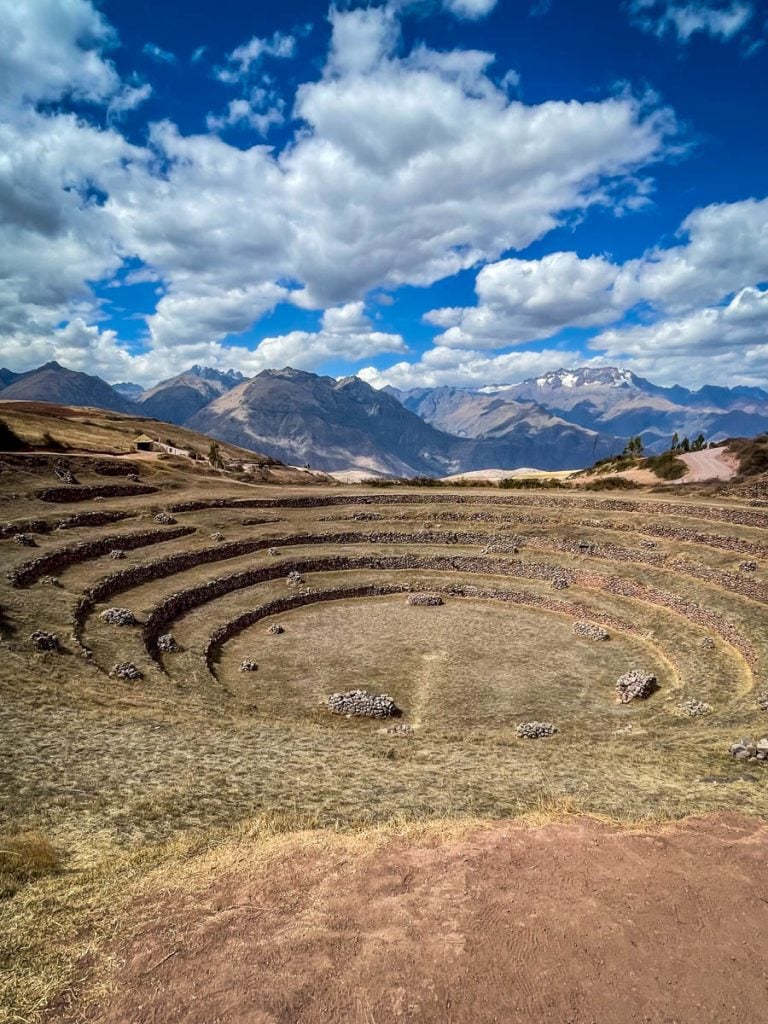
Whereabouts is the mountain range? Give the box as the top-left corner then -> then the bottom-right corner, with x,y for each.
1,361 -> 766,475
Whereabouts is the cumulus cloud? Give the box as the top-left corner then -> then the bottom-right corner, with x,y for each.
426,253 -> 622,348
0,0 -> 677,384
629,0 -> 753,42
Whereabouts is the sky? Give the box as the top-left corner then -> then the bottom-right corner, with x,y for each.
0,0 -> 766,391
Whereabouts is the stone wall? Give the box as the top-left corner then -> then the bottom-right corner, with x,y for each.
35,483 -> 157,503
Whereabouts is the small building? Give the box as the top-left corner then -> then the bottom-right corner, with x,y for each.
133,434 -> 156,452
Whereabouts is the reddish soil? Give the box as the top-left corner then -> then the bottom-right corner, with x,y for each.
55,815 -> 768,1024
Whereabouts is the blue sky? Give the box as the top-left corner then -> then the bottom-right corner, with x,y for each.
0,0 -> 766,389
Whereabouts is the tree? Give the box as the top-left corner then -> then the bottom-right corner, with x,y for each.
671,432 -> 680,452
692,433 -> 706,451
680,436 -> 690,453
208,440 -> 223,468
623,435 -> 644,458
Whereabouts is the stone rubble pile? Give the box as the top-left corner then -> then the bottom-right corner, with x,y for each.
327,690 -> 401,718
39,575 -> 60,586
757,693 -> 768,712
211,532 -> 225,542
240,659 -> 258,672
516,721 -> 558,739
29,630 -> 59,651
381,723 -> 413,736
100,607 -> 137,626
13,533 -> 36,547
701,637 -> 715,650
110,662 -> 143,680
616,669 -> 658,703
572,620 -> 609,641
729,737 -> 768,763
109,549 -> 126,560
157,633 -> 180,652
679,699 -> 712,717
739,561 -> 757,572
640,540 -> 658,548
407,593 -> 443,606
286,570 -> 304,587
267,623 -> 284,634
268,547 -> 280,556
154,512 -> 177,525
53,462 -> 77,485
551,573 -> 571,590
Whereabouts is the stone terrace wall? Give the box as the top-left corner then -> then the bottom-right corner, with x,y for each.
8,525 -> 195,587
35,484 -> 158,503
0,510 -> 132,539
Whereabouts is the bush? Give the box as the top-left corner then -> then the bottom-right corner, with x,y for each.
583,477 -> 639,491
645,451 -> 687,480
498,477 -> 568,489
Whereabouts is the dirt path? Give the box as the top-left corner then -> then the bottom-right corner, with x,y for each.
679,447 -> 739,482
53,814 -> 768,1024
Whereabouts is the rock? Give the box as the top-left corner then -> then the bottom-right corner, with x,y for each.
110,662 -> 143,680
572,620 -> 609,641
109,549 -> 126,560
286,570 -> 304,587
616,669 -> 658,704
757,693 -> 768,712
53,462 -> 77,485
211,532 -> 225,542
327,690 -> 401,719
701,637 -> 715,650
678,699 -> 712,717
407,593 -> 443,606
240,659 -> 258,672
29,630 -> 59,651
268,547 -> 280,556
100,607 -> 137,626
267,623 -> 284,635
154,512 -> 177,525
551,573 -> 571,590
739,560 -> 757,572
157,633 -> 180,653
13,533 -> 36,547
39,575 -> 60,586
516,721 -> 558,739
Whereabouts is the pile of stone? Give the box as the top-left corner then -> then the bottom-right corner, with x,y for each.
267,623 -> 284,635
13,533 -> 36,547
110,662 -> 143,680
757,693 -> 768,712
53,462 -> 77,485
39,575 -> 60,586
382,723 -> 413,736
551,573 -> 571,590
29,630 -> 59,651
100,607 -> 137,626
572,621 -> 609,641
729,737 -> 768,763
327,690 -> 401,719
109,549 -> 126,560
286,570 -> 304,587
407,593 -> 443,606
268,547 -> 280,556
157,633 -> 180,653
154,512 -> 177,525
211,532 -> 225,542
516,721 -> 558,739
640,540 -> 657,549
739,560 -> 757,572
576,540 -> 595,554
679,699 -> 712,717
701,637 -> 716,650
240,659 -> 258,672
616,669 -> 658,704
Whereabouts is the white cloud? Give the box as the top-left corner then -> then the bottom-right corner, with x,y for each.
629,1 -> 753,41
243,302 -> 407,374
442,0 -> 498,20
426,252 -> 622,348
143,42 -> 176,64
0,0 -> 119,105
107,82 -> 152,118
216,31 -> 295,84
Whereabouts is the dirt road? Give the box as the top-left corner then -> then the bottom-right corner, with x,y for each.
679,446 -> 739,482
54,814 -> 768,1024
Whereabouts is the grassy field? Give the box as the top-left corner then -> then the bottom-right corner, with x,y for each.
2,438 -> 768,1021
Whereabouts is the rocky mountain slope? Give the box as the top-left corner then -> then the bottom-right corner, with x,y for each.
188,368 -> 615,474
137,365 -> 246,425
0,362 -> 131,413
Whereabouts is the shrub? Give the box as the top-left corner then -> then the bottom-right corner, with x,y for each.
645,451 -> 687,480
0,832 -> 61,895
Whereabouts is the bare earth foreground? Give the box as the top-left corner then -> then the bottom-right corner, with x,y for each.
51,814 -> 768,1024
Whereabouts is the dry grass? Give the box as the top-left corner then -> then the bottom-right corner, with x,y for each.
3,435 -> 768,1021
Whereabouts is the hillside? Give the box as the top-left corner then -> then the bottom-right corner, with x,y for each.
0,361 -> 132,414
137,366 -> 246,425
188,368 -> 616,474
0,400 -> 323,485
